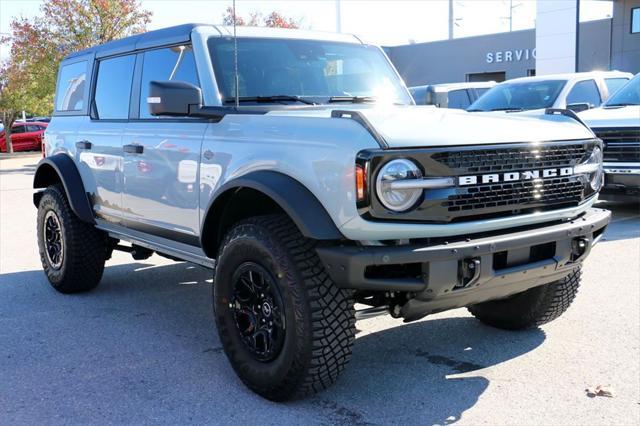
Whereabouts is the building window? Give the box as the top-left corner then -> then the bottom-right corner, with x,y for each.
467,71 -> 506,83
527,69 -> 536,77
632,8 -> 639,34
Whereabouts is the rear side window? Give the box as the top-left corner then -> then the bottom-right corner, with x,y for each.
447,89 -> 471,109
566,79 -> 601,106
94,55 -> 136,120
139,45 -> 199,118
26,125 -> 41,132
55,61 -> 87,112
604,78 -> 629,97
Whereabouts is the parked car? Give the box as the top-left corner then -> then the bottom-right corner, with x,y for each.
409,81 -> 496,108
579,74 -> 640,201
467,71 -> 633,113
0,122 -> 48,152
26,117 -> 51,123
34,24 -> 609,401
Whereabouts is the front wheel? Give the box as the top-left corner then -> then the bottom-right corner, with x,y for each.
213,214 -> 355,401
468,268 -> 582,330
37,185 -> 108,293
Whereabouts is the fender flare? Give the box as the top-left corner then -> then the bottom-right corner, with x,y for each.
33,154 -> 95,224
201,170 -> 344,251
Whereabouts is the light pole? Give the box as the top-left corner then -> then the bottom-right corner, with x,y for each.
502,0 -> 523,32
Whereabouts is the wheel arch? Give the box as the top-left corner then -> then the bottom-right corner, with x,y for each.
200,170 -> 344,258
33,154 -> 95,224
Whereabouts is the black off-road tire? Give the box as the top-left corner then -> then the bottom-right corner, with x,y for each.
213,214 -> 356,401
468,268 -> 582,330
37,185 -> 107,293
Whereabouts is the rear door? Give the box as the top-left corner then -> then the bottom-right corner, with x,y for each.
76,54 -> 137,223
122,44 -> 206,241
10,124 -> 27,151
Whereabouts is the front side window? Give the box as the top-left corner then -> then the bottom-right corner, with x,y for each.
94,55 -> 136,120
26,125 -> 41,132
208,37 -> 412,105
139,45 -> 199,118
56,61 -> 87,112
566,79 -> 601,106
605,74 -> 640,106
447,89 -> 471,109
605,78 -> 630,97
467,80 -> 566,111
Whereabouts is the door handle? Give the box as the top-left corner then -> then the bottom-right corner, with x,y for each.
123,144 -> 144,154
76,140 -> 92,150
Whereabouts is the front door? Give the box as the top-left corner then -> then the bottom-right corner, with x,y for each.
122,45 -> 206,239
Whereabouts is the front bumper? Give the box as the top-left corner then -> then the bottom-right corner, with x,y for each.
601,163 -> 640,199
317,208 -> 610,321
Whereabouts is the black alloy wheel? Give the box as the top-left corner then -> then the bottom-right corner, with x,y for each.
231,262 -> 286,362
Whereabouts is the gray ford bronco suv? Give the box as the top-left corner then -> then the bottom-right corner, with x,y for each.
34,24 -> 610,400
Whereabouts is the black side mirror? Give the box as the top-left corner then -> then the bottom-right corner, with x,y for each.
148,81 -> 202,116
566,102 -> 591,113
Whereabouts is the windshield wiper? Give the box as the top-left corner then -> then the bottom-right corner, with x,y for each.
466,108 -> 485,112
490,107 -> 525,112
328,96 -> 378,104
224,95 -> 317,105
605,103 -> 639,107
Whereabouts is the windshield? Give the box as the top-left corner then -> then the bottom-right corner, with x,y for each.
605,75 -> 640,106
208,37 -> 412,105
467,80 -> 566,111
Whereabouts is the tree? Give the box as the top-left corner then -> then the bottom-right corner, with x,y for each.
222,7 -> 300,29
0,0 -> 151,153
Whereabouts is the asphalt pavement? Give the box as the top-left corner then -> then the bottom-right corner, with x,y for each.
1,153 -> 639,425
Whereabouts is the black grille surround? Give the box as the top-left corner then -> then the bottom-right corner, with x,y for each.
592,127 -> 640,163
356,139 -> 601,224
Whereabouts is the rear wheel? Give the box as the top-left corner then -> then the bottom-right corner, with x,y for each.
37,185 -> 108,293
468,269 -> 581,330
213,214 -> 355,401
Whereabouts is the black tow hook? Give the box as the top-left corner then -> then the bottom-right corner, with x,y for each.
456,258 -> 481,289
571,237 -> 590,262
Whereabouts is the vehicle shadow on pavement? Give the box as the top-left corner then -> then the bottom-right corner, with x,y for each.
1,261 -> 544,425
0,164 -> 37,175
312,317 -> 546,425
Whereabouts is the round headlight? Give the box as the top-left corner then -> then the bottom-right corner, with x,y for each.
375,159 -> 423,212
589,146 -> 604,191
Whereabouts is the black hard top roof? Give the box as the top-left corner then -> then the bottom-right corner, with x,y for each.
64,23 -> 213,60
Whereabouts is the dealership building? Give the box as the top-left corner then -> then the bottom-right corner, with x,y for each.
386,0 -> 639,86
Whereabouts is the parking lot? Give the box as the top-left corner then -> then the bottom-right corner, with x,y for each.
1,153 -> 638,425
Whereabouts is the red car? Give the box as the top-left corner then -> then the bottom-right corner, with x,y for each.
0,122 -> 48,152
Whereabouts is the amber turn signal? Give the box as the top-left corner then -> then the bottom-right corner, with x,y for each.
355,164 -> 366,202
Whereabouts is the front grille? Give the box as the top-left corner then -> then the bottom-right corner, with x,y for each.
594,127 -> 640,163
359,140 -> 597,224
432,143 -> 588,173
444,176 -> 584,213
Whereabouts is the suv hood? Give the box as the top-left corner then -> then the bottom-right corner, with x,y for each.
579,105 -> 640,128
267,105 -> 594,148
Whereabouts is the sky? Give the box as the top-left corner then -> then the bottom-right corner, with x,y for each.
0,0 -> 614,61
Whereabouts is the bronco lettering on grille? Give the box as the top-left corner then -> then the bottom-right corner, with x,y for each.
458,167 -> 574,186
